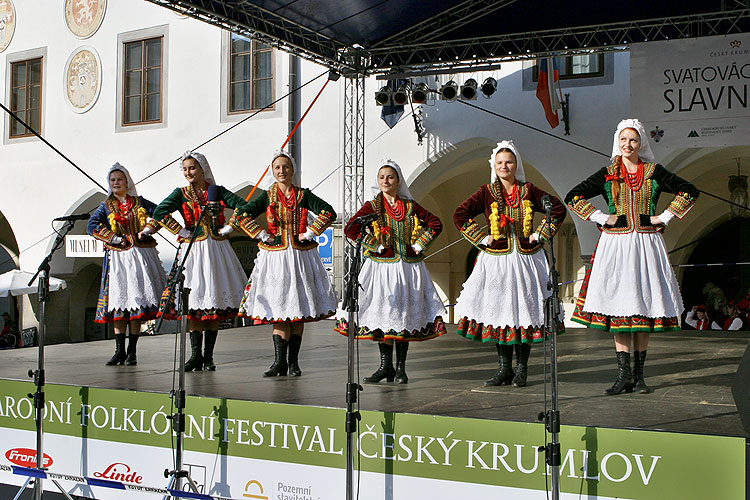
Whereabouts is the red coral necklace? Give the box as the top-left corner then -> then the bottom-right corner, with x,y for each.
278,185 -> 297,210
116,196 -> 134,215
384,197 -> 405,221
623,162 -> 644,191
503,183 -> 520,208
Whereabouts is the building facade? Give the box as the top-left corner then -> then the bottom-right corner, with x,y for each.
0,0 -> 746,343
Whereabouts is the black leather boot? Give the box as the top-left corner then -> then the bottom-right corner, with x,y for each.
106,334 -> 127,366
264,335 -> 289,377
203,330 -> 218,371
288,334 -> 302,377
185,331 -> 203,372
363,342 -> 395,383
394,342 -> 409,384
125,334 -> 138,366
512,343 -> 531,387
485,344 -> 514,386
632,351 -> 652,394
605,351 -> 635,395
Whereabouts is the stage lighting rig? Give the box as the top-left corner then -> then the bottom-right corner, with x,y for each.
440,80 -> 459,101
393,84 -> 409,106
411,83 -> 429,104
460,78 -> 478,100
374,86 -> 392,106
481,77 -> 497,98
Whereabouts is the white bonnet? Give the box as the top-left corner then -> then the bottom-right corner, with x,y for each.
106,163 -> 138,197
181,150 -> 216,184
370,158 -> 413,199
489,140 -> 526,183
611,119 -> 655,162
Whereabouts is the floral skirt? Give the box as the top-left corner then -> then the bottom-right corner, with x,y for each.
96,247 -> 166,324
454,248 -> 556,344
333,259 -> 446,341
239,245 -> 336,323
158,238 -> 247,322
572,231 -> 681,333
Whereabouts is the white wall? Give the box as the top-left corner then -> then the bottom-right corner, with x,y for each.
1,1 -> 291,272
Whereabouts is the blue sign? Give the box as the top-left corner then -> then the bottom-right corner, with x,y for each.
315,228 -> 334,266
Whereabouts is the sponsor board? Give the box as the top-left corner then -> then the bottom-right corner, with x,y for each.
631,33 -> 750,149
0,379 -> 744,499
93,462 -> 143,484
5,448 -> 52,468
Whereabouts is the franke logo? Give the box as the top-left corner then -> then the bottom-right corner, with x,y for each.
93,463 -> 144,484
5,448 -> 53,468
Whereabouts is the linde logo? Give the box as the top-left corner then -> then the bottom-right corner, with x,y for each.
93,463 -> 143,484
5,448 -> 53,468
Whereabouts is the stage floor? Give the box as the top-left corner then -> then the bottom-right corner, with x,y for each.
0,321 -> 748,438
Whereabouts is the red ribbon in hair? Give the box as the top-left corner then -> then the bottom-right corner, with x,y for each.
498,214 -> 514,228
604,173 -> 619,183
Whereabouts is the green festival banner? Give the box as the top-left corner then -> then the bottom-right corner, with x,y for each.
0,379 -> 744,499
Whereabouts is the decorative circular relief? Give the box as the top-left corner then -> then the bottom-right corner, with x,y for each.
64,0 -> 106,39
0,0 -> 16,53
64,46 -> 102,113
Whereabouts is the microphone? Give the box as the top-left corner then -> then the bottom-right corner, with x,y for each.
540,195 -> 553,212
353,213 -> 379,225
53,213 -> 90,222
206,184 -> 222,233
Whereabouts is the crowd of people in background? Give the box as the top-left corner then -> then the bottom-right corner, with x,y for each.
0,312 -> 18,348
684,282 -> 750,331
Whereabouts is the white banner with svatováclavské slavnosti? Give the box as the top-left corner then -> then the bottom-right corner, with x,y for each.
630,33 -> 750,149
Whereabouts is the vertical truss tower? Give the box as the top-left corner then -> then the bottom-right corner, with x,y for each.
341,74 -> 366,293
341,48 -> 368,294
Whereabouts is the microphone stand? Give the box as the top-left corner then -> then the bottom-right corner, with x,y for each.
342,233 -> 365,500
156,205 -> 210,499
15,220 -> 77,500
538,201 -> 561,500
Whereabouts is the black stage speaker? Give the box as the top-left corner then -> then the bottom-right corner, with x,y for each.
731,341 -> 750,435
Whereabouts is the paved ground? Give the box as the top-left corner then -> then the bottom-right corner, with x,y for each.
1,321 -> 747,437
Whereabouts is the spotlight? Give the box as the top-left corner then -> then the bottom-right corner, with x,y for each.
374,86 -> 392,106
481,77 -> 497,98
440,80 -> 458,101
411,83 -> 429,104
392,84 -> 409,106
460,78 -> 478,100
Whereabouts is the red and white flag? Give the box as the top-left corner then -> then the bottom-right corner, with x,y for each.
536,57 -> 561,128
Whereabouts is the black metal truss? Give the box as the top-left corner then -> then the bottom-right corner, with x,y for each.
144,0 -> 353,71
368,8 -> 750,72
146,1 -> 749,74
373,0 -> 519,48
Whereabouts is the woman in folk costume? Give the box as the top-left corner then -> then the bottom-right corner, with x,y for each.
151,151 -> 248,371
565,119 -> 698,395
335,159 -> 446,384
453,141 -> 566,387
234,150 -> 337,377
87,163 -> 167,366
